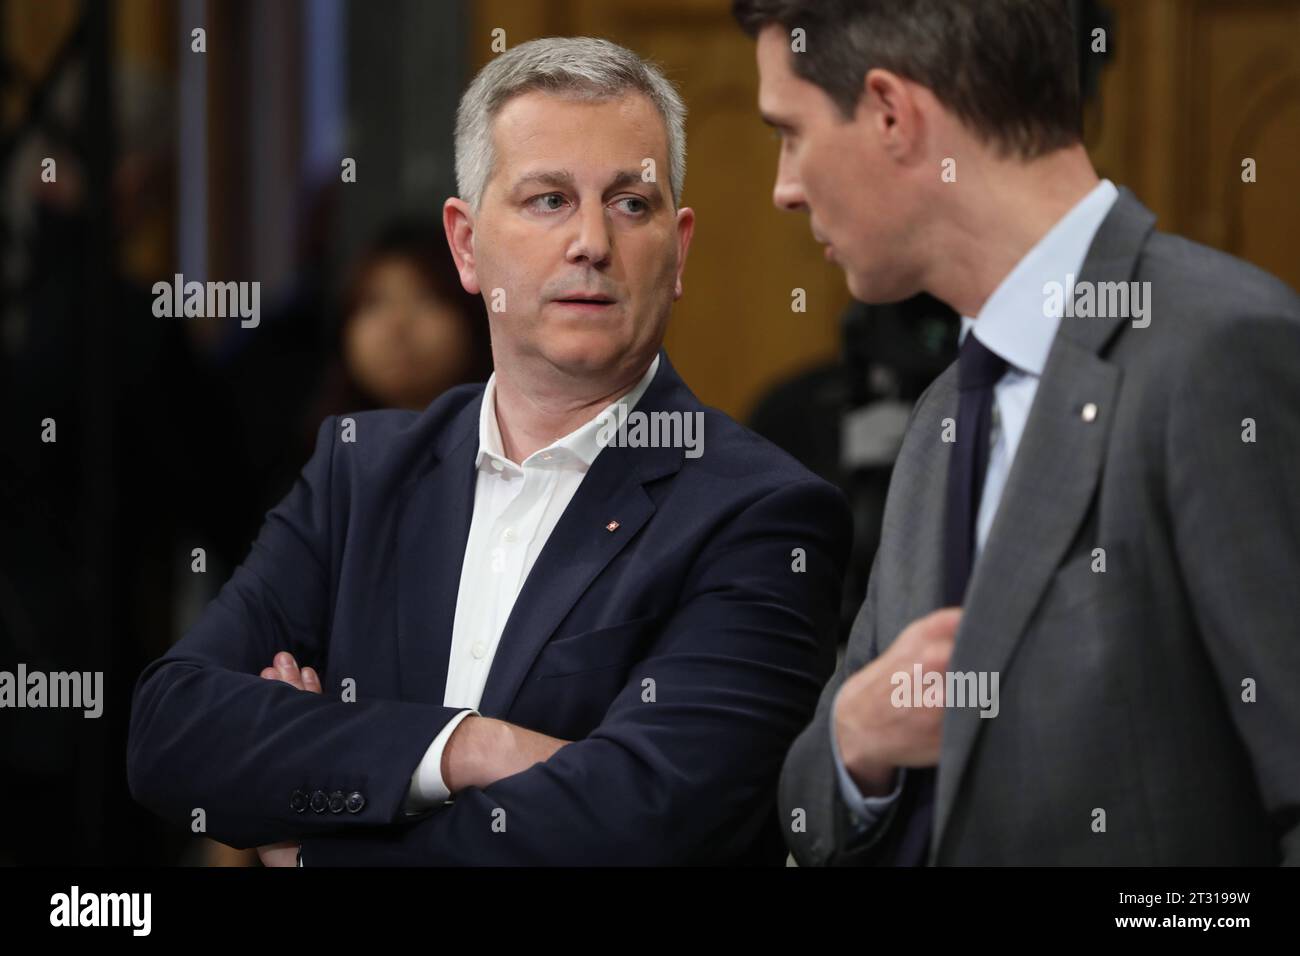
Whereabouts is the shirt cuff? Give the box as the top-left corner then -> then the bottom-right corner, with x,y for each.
404,709 -> 478,811
829,685 -> 904,833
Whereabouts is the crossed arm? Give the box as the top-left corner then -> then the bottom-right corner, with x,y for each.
127,418 -> 850,864
252,652 -> 568,867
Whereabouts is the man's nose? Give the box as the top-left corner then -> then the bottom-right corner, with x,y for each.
566,204 -> 612,266
772,152 -> 806,212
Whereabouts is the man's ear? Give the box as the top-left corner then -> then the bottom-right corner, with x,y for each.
672,206 -> 696,300
443,197 -> 481,295
860,68 -> 923,161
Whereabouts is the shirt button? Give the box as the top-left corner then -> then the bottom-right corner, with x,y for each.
490,459 -> 504,471
471,641 -> 487,659
542,452 -> 553,461
503,527 -> 516,542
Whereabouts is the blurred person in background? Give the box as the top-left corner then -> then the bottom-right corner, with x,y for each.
313,219 -> 492,421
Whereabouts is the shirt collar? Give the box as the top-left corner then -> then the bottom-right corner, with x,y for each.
959,179 -> 1119,376
476,353 -> 661,473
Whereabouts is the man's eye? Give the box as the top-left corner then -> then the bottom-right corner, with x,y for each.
615,196 -> 649,215
528,193 -> 569,212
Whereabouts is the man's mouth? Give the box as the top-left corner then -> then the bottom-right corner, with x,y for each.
552,292 -> 617,308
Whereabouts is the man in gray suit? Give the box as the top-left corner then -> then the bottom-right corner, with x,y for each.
735,0 -> 1300,864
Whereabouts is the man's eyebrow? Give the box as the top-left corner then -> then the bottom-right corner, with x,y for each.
603,169 -> 658,194
511,168 -> 663,203
511,170 -> 577,191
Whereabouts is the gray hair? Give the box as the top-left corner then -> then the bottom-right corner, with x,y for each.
454,37 -> 687,210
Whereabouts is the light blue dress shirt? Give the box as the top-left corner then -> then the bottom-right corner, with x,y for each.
829,180 -> 1121,836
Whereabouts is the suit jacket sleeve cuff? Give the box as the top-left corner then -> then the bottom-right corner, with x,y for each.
403,709 -> 478,812
828,684 -> 905,838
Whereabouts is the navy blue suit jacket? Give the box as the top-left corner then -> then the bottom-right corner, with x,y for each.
127,352 -> 850,864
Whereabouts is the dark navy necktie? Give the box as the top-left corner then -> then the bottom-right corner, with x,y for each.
943,334 -> 1009,606
894,332 -> 1007,866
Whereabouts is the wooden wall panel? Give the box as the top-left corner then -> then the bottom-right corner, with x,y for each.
1090,0 -> 1300,291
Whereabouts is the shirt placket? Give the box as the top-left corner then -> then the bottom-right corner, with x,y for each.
470,467 -> 526,683
497,462 -> 556,599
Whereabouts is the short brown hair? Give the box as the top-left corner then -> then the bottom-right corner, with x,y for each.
733,0 -> 1083,159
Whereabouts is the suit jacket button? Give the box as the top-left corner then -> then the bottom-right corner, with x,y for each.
290,789 -> 308,813
328,790 -> 346,813
345,791 -> 366,814
310,789 -> 329,813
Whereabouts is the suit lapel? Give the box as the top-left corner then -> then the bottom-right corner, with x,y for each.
478,352 -> 688,716
886,367 -> 959,636
930,190 -> 1157,856
394,398 -> 480,704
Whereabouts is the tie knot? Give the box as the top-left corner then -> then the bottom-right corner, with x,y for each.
958,333 -> 1009,391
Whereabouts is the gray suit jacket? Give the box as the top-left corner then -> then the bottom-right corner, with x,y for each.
781,189 -> 1300,865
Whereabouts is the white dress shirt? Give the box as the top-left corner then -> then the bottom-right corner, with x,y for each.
831,180 -> 1121,831
403,354 -> 661,810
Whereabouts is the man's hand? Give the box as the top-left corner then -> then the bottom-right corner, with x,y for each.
259,651 -> 321,693
441,715 -> 570,794
255,842 -> 299,868
833,608 -> 961,796
255,652 -> 320,867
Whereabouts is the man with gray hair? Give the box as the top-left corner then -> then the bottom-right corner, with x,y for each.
128,37 -> 850,866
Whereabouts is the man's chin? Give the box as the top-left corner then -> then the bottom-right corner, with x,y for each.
845,267 -> 913,307
537,336 -> 630,378
844,268 -> 875,304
